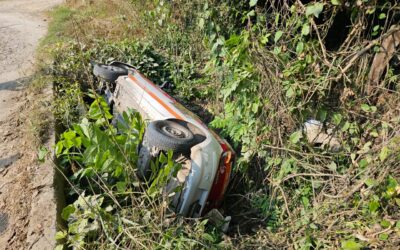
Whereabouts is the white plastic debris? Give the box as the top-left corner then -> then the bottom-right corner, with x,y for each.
204,209 -> 231,233
304,119 -> 340,151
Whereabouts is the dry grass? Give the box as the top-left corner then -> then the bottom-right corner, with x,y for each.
63,0 -> 141,41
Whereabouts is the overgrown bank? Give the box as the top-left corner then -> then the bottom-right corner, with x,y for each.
40,0 -> 400,249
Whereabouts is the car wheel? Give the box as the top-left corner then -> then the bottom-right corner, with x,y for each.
137,120 -> 196,181
144,120 -> 196,155
93,62 -> 128,82
110,61 -> 136,72
137,138 -> 156,180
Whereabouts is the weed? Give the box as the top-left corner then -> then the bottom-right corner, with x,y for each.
54,97 -> 221,249
40,0 -> 400,249
131,0 -> 400,248
40,6 -> 76,47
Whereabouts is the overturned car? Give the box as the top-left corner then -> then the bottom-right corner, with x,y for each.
92,62 -> 235,218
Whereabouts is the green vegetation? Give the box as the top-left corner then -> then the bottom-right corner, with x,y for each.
41,6 -> 75,46
37,0 -> 400,249
54,97 -> 213,248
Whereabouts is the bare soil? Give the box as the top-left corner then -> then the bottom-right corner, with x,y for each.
0,0 -> 62,249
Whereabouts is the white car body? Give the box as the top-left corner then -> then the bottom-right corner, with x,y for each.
108,69 -> 234,217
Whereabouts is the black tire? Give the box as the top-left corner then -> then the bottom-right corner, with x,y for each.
93,63 -> 128,82
110,61 -> 136,72
144,120 -> 196,155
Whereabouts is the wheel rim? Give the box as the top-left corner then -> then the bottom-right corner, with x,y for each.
162,126 -> 187,139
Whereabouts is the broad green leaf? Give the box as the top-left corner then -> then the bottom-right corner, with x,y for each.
55,244 -> 64,250
249,0 -> 258,7
168,150 -> 174,163
296,41 -> 304,54
364,178 -> 377,187
55,141 -> 64,156
317,108 -> 327,121
306,3 -> 324,18
83,145 -> 97,164
38,146 -> 49,163
302,196 -> 310,207
247,10 -> 255,17
379,146 -> 390,162
198,18 -> 205,29
274,30 -> 283,43
203,233 -> 215,242
328,162 -> 337,171
289,131 -> 303,144
63,131 -> 76,140
358,158 -> 368,168
55,231 -> 67,240
341,121 -> 350,131
88,97 -> 112,121
379,13 -> 386,19
370,130 -> 379,137
380,220 -> 391,228
378,233 -> 388,241
274,157 -> 282,165
387,175 -> 398,189
332,113 -> 342,125
273,46 -> 282,54
301,24 -> 310,36
286,86 -> 295,98
252,102 -> 260,113
341,239 -> 362,250
362,142 -> 372,152
102,158 -> 114,171
279,159 -> 293,179
159,152 -> 167,164
369,200 -> 380,213
79,118 -> 91,138
61,204 -> 76,220
116,181 -> 127,192
260,34 -> 270,44
275,13 -> 280,25
331,0 -> 341,5
79,167 -> 94,178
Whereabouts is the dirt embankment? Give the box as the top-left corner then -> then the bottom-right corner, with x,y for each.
0,0 -> 62,249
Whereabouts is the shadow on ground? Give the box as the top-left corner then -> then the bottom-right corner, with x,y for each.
0,77 -> 31,92
0,212 -> 9,235
0,153 -> 21,169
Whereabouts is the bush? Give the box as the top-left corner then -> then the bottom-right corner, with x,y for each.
55,97 -> 223,248
43,0 -> 400,248
132,0 -> 400,248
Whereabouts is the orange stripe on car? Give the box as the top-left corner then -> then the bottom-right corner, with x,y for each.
128,74 -> 183,120
137,72 -> 176,102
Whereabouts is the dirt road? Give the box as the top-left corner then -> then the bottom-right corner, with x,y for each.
0,0 -> 62,249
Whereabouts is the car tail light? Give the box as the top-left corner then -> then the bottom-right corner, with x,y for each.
203,144 -> 235,214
